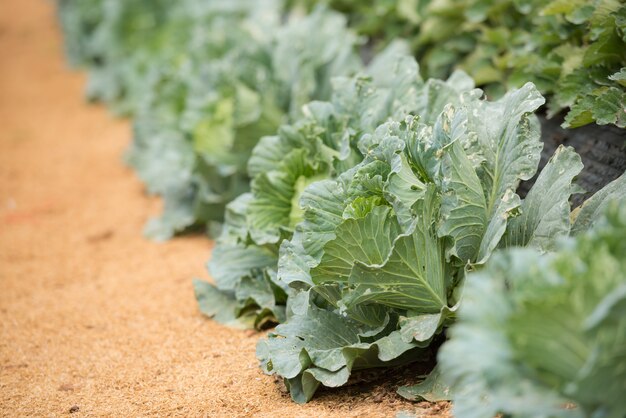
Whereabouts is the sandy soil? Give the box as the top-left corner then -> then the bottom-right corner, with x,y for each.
0,1 -> 450,417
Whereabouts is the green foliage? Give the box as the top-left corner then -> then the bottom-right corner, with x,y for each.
439,201 -> 626,418
308,0 -> 626,128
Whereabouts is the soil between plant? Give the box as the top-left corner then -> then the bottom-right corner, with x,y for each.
0,1 -> 450,417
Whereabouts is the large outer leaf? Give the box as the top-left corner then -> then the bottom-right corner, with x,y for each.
501,145 -> 584,251
470,83 -> 544,207
311,205 -> 401,284
345,187 -> 449,312
444,83 -> 545,264
258,300 -> 422,404
475,189 -> 521,264
438,140 -> 487,263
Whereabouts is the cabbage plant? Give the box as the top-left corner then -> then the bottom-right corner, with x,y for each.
255,76 -> 626,402
439,200 -> 626,418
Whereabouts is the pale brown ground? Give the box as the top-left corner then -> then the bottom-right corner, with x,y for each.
0,1 -> 451,417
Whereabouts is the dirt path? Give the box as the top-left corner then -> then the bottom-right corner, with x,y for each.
0,1 -> 449,417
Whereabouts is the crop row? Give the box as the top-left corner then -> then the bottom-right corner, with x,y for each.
58,1 -> 626,416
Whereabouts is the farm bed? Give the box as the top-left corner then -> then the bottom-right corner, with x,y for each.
2,0 -> 625,416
